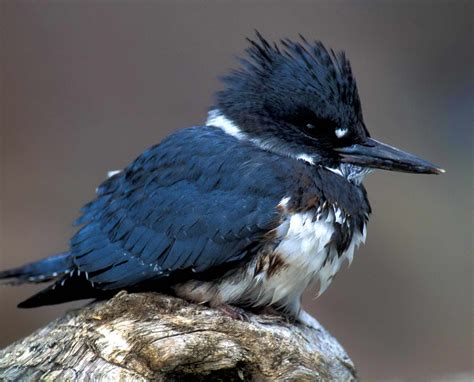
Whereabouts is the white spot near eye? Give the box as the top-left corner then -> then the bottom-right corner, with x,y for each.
306,123 -> 315,129
335,128 -> 348,138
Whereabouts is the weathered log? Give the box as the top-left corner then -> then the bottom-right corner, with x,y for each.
0,291 -> 357,381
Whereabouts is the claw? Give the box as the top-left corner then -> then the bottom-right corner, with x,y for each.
254,306 -> 294,325
215,304 -> 250,321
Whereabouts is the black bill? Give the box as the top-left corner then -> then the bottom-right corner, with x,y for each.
336,138 -> 445,174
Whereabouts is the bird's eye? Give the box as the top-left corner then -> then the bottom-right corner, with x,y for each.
284,108 -> 344,141
301,118 -> 338,139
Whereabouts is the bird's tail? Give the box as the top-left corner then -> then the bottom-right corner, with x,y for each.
0,252 -> 73,285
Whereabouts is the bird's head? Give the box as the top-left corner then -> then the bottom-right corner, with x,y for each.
209,33 -> 443,183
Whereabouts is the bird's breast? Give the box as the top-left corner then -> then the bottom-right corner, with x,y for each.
215,200 -> 367,314
173,197 -> 367,318
267,202 -> 367,300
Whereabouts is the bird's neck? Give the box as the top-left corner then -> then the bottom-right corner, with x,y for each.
206,109 -> 317,164
205,109 -> 371,185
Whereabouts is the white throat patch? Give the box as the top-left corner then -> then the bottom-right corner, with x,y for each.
325,164 -> 373,185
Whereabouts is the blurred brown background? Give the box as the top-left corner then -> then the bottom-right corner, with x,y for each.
0,1 -> 472,381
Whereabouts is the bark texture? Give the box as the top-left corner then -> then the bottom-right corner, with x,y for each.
0,291 -> 357,381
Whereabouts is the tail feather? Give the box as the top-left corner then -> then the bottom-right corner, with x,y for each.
17,273 -> 108,308
1,252 -> 112,308
0,252 -> 73,285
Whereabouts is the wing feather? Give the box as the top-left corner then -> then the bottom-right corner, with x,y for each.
70,126 -> 286,289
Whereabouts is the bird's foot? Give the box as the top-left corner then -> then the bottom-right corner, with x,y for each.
215,304 -> 250,321
297,309 -> 322,330
252,306 -> 294,325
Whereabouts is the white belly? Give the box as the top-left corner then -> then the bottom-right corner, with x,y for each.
174,199 -> 367,317
216,205 -> 367,315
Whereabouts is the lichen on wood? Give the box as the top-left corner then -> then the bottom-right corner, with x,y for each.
0,291 -> 357,381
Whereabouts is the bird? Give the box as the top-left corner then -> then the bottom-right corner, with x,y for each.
0,33 -> 443,325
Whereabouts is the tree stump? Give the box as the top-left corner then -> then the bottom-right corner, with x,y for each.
0,291 -> 357,381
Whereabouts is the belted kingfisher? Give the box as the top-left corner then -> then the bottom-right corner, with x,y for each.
0,33 -> 443,324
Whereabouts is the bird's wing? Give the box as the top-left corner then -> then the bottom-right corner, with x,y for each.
71,126 -> 286,290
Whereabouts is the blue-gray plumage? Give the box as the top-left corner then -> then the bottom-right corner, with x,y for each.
74,125 -> 369,283
0,33 -> 442,322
